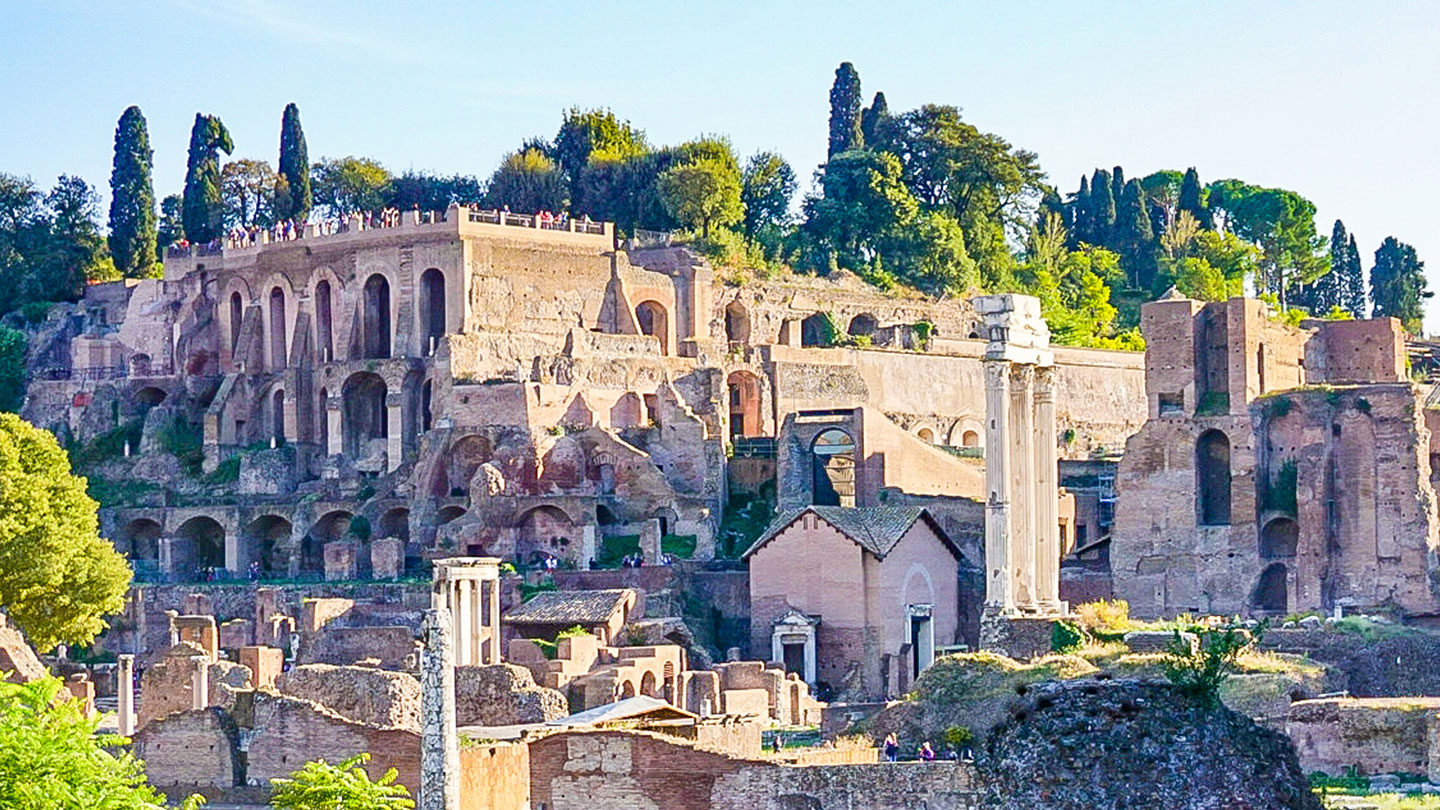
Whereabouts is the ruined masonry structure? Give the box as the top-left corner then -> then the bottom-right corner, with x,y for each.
1111,294 -> 1440,619
976,294 -> 1065,616
430,557 -> 501,666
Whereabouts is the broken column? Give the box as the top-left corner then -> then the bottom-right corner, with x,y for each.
431,557 -> 502,665
117,654 -> 135,736
190,655 -> 209,710
420,607 -> 459,810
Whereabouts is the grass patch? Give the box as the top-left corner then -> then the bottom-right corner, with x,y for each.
597,534 -> 641,568
519,580 -> 556,603
69,419 -> 144,470
201,455 -> 240,485
661,533 -> 696,559
156,419 -> 204,475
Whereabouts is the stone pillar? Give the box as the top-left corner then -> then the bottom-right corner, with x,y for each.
326,402 -> 342,456
431,558 -> 503,668
455,579 -> 473,666
983,360 -> 1015,613
158,537 -> 176,580
420,608 -> 460,810
1009,364 -> 1035,609
190,656 -> 209,710
1033,365 -> 1063,612
487,578 -> 501,664
117,654 -> 135,737
386,397 -> 404,473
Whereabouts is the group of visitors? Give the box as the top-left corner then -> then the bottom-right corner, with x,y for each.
882,733 -> 969,763
616,551 -> 677,569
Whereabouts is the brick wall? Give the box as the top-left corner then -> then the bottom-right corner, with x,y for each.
245,693 -> 422,794
133,708 -> 240,788
1287,697 -> 1440,777
460,741 -> 530,810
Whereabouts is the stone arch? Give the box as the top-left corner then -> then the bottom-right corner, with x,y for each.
1251,563 -> 1288,615
847,313 -> 878,338
129,353 -> 153,377
270,387 -> 286,444
635,300 -> 669,355
725,300 -> 751,345
812,428 -> 856,507
362,273 -> 392,359
640,670 -> 658,698
449,435 -> 493,496
516,505 -> 577,566
917,427 -> 934,443
1196,429 -> 1232,526
174,515 -> 226,578
419,268 -> 446,356
134,386 -> 168,409
118,518 -> 162,563
437,505 -> 467,525
619,679 -> 637,699
727,370 -> 764,438
800,313 -> 829,348
315,278 -> 335,363
962,429 -> 980,447
341,372 -> 387,458
1260,517 -> 1298,559
244,515 -> 292,576
311,510 -> 354,547
380,507 -> 411,542
268,285 -> 288,370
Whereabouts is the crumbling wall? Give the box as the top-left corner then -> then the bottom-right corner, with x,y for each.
245,692 -> 422,795
275,664 -> 421,730
132,707 -> 240,788
454,663 -> 567,726
1287,697 -> 1440,777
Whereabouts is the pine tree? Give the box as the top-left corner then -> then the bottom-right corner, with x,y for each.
274,103 -> 311,223
1070,175 -> 1092,247
181,113 -> 233,243
106,106 -> 156,277
1370,236 -> 1431,334
1342,233 -> 1366,317
860,91 -> 889,146
1090,169 -> 1116,249
1115,179 -> 1156,289
1178,167 -> 1210,230
827,62 -> 864,157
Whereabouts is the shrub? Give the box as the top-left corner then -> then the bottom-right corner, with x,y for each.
1161,622 -> 1261,709
913,320 -> 935,347
269,752 -> 413,810
556,625 -> 590,640
346,515 -> 372,541
941,725 -> 973,748
1051,620 -> 1084,653
661,533 -> 697,559
1076,599 -> 1131,637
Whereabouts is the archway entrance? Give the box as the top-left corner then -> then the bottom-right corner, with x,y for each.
342,372 -> 388,458
727,371 -> 764,438
812,428 -> 856,507
420,268 -> 446,355
174,516 -> 226,580
635,301 -> 669,355
1197,430 -> 1232,525
245,515 -> 292,577
362,274 -> 391,359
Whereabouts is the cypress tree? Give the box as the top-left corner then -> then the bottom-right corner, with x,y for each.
1070,175 -> 1092,247
1115,179 -> 1156,289
860,91 -> 889,146
181,114 -> 234,243
1178,167 -> 1210,230
1325,220 -> 1357,316
274,102 -> 311,223
1112,165 -> 1125,196
1342,232 -> 1366,318
827,62 -> 864,157
107,106 -> 156,277
1370,236 -> 1431,333
1091,169 -> 1116,249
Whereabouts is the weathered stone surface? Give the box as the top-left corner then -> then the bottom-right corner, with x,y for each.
275,663 -> 421,730
454,663 -> 567,726
1287,697 -> 1440,777
0,614 -> 46,683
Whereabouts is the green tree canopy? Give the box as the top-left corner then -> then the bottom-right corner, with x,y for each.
269,753 -> 413,810
1218,183 -> 1327,307
0,326 -> 27,413
274,102 -> 312,223
0,174 -> 110,312
554,107 -> 647,196
860,91 -> 889,145
1178,167 -> 1211,230
1087,169 -> 1115,248
106,106 -> 156,278
311,157 -> 393,218
802,148 -> 917,270
1370,235 -> 1430,334
221,158 -> 277,228
0,676 -> 188,810
1329,220 -> 1367,317
0,413 -> 130,651
740,150 -> 795,247
386,171 -> 483,211
484,148 -> 568,213
156,193 -> 184,252
1114,178 -> 1156,290
881,209 -> 978,295
827,62 -> 864,156
180,113 -> 233,243
657,156 -> 742,238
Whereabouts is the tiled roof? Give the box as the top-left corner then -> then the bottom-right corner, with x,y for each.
503,588 -> 633,626
743,505 -> 955,560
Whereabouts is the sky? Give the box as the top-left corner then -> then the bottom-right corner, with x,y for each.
3,1 -> 1438,328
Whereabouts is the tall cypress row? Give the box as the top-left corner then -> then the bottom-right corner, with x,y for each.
860,91 -> 889,146
827,62 -> 864,157
1070,175 -> 1092,247
1115,179 -> 1156,289
1090,169 -> 1116,249
1343,233 -> 1366,318
107,106 -> 157,276
274,103 -> 311,223
181,113 -> 234,243
1112,165 -> 1125,196
1178,167 -> 1210,230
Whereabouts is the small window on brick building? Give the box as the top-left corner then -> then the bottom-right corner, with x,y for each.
1158,393 -> 1183,415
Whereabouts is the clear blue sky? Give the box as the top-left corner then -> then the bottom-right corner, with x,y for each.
4,1 -> 1438,329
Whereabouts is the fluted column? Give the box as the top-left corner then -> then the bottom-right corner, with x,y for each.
983,360 -> 1014,613
117,655 -> 135,736
1009,364 -> 1035,609
455,579 -> 473,666
487,578 -> 501,664
1033,366 -> 1062,612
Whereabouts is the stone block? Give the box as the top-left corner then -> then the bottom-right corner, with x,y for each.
720,687 -> 770,717
239,646 -> 285,690
239,447 -> 297,495
219,618 -> 253,650
324,540 -> 360,581
65,673 -> 95,715
1124,630 -> 1195,655
372,537 -> 404,580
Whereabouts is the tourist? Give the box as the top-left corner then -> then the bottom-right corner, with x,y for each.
919,741 -> 936,762
771,734 -> 782,755
883,733 -> 900,762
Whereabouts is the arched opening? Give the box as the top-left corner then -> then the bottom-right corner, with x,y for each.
269,286 -> 287,370
662,661 -> 676,704
725,301 -> 751,345
129,353 -> 153,377
363,274 -> 391,359
847,313 -> 878,338
801,313 -> 829,348
917,427 -> 934,443
118,518 -> 162,565
1196,430 -> 1232,526
962,430 -> 980,447
271,389 -> 286,445
174,516 -> 226,580
342,372 -> 388,458
421,380 -> 433,433
315,279 -> 334,363
640,671 -> 658,698
619,679 -> 637,699
229,292 -> 243,355
727,370 -> 764,438
1260,517 -> 1299,559
317,387 -> 330,453
635,301 -> 669,355
135,386 -> 168,409
244,515 -> 292,577
299,534 -> 323,577
516,506 -> 576,566
437,505 -> 466,526
596,505 -> 618,526
311,510 -> 354,545
812,428 -> 856,507
1251,563 -> 1288,615
380,507 -> 411,542
448,435 -> 493,496
420,268 -> 446,356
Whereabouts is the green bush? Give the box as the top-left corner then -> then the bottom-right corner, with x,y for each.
1162,622 -> 1262,709
597,533 -> 641,567
941,725 -> 973,748
346,515 -> 371,541
202,455 -> 240,485
661,534 -> 697,559
1051,619 -> 1084,653
518,580 -> 556,603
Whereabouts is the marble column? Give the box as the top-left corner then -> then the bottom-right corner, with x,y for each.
1009,364 -> 1035,609
1033,365 -> 1062,611
386,396 -> 403,472
455,579 -> 473,666
190,656 -> 209,710
487,578 -> 501,664
117,654 -> 135,736
420,608 -> 460,810
983,360 -> 1015,613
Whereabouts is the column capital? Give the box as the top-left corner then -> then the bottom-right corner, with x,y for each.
1033,364 -> 1057,398
1009,362 -> 1035,388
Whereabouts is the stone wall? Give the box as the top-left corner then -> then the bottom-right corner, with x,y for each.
459,741 -> 530,810
275,664 -> 421,729
454,663 -> 568,726
131,708 -> 241,788
1287,697 -> 1440,778
245,692 -> 422,794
